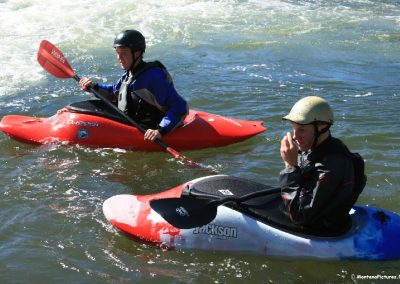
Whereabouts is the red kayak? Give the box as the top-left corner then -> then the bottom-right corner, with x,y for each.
0,99 -> 266,151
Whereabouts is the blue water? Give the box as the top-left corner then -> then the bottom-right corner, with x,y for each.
0,0 -> 399,283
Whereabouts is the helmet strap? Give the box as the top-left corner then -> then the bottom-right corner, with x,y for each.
311,123 -> 331,149
129,50 -> 143,71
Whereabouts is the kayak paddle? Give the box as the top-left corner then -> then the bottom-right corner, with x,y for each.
37,39 -> 206,169
150,186 -> 281,229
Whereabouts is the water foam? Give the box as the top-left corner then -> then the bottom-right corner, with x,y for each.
0,0 -> 398,97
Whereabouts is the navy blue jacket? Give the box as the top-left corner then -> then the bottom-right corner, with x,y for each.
97,61 -> 188,135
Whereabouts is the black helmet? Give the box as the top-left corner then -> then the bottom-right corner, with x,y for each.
113,30 -> 146,52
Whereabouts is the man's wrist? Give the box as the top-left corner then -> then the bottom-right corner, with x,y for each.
157,126 -> 167,136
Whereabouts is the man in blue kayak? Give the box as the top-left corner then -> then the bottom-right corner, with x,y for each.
79,29 -> 188,142
279,96 -> 365,234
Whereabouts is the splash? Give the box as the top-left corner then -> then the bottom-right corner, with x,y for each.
0,0 -> 398,97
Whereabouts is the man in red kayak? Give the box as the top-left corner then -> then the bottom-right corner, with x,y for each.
79,30 -> 188,142
279,96 -> 366,234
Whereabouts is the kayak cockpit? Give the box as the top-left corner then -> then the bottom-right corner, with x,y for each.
66,99 -> 198,128
66,99 -> 129,125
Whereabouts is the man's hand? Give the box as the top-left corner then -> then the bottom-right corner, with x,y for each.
144,129 -> 162,141
280,132 -> 298,168
79,77 -> 94,92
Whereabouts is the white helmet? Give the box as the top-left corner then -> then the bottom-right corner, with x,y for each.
283,96 -> 334,125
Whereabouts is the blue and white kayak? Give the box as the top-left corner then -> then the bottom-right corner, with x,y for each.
102,175 -> 400,260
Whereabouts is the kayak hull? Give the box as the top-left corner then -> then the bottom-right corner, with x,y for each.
103,175 -> 400,260
0,101 -> 266,151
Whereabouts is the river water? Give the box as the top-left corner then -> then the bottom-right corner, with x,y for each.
0,0 -> 399,283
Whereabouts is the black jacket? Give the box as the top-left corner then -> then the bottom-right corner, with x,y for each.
279,136 -> 356,233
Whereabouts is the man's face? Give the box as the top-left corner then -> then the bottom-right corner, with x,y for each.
115,46 -> 133,70
291,122 -> 315,152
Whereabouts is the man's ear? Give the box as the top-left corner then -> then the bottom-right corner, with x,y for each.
134,50 -> 142,59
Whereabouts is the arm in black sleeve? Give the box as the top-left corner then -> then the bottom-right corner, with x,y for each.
279,154 -> 347,225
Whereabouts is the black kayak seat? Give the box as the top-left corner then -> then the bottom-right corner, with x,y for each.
182,175 -> 352,237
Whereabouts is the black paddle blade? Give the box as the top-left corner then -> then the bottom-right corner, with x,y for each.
150,197 -> 218,229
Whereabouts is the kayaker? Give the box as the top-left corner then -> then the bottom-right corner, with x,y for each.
79,29 -> 188,142
279,96 -> 363,234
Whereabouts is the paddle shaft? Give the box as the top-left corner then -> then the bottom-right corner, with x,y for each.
72,75 -> 172,151
208,186 -> 281,207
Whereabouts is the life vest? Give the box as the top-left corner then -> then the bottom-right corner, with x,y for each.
280,136 -> 367,234
306,137 -> 367,232
118,61 -> 168,129
319,138 -> 367,209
